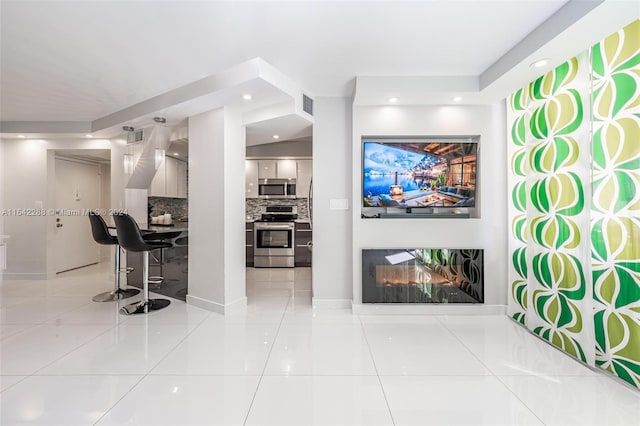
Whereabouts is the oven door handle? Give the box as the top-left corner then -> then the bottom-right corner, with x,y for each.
254,223 -> 295,230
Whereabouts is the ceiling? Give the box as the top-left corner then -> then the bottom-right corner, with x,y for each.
0,0 -> 572,123
1,1 -> 638,141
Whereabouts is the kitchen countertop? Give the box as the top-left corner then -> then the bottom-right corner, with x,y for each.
145,221 -> 188,233
107,221 -> 188,233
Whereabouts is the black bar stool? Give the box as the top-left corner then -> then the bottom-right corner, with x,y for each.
88,212 -> 140,302
113,213 -> 172,315
143,231 -> 181,287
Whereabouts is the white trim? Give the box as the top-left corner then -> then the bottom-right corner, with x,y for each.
351,303 -> 507,315
312,298 -> 352,309
224,296 -> 249,313
186,294 -> 247,314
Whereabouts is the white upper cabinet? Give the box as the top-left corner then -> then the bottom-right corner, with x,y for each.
296,159 -> 313,198
245,160 -> 259,198
246,158 -> 312,198
276,159 -> 297,179
165,156 -> 179,197
149,156 -> 188,198
258,159 -> 277,179
177,161 -> 188,198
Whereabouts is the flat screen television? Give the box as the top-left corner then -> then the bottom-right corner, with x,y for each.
362,137 -> 479,209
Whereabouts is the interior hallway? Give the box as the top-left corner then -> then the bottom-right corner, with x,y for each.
1,264 -> 639,425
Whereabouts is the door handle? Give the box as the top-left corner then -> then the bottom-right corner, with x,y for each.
56,223 -> 63,228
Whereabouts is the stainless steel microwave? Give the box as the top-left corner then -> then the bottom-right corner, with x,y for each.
258,178 -> 296,199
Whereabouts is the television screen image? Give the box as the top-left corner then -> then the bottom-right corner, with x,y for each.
362,138 -> 478,209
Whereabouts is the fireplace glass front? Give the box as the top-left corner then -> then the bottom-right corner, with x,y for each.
362,248 -> 484,303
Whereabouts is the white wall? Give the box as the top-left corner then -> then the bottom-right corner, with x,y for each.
0,140 -> 6,274
110,137 -> 127,212
188,107 -> 246,312
0,138 -> 111,279
312,98 -> 353,306
99,163 -> 111,260
351,103 -> 508,311
224,109 -> 247,306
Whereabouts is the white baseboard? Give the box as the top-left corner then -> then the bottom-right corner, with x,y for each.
186,294 -> 247,314
1,272 -> 48,280
351,303 -> 507,315
312,298 -> 352,309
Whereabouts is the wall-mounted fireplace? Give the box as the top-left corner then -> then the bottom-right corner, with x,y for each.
362,248 -> 484,304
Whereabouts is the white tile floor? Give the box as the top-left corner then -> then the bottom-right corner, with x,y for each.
1,263 -> 639,425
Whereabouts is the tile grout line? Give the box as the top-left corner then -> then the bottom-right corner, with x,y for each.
1,309 -> 128,398
242,295 -> 292,426
0,271 -> 128,391
358,315 -> 396,426
19,317 -> 122,377
435,316 -> 547,425
92,310 -> 214,425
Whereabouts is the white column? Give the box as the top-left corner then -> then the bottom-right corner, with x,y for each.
187,107 -> 247,313
312,98 -> 354,307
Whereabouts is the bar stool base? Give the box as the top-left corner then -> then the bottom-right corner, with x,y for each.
119,298 -> 171,315
92,288 -> 140,302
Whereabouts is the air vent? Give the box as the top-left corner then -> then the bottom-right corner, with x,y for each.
126,129 -> 144,144
303,94 -> 313,116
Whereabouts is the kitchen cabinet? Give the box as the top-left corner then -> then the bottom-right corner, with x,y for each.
246,222 -> 254,267
258,159 -> 277,179
294,222 -> 312,266
245,160 -> 259,198
258,159 -> 297,179
296,159 -> 312,198
177,160 -> 188,198
246,158 -> 312,199
276,159 -> 297,179
149,156 -> 188,198
165,156 -> 178,197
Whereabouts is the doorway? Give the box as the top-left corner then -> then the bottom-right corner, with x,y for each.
54,151 -> 110,273
244,135 -> 313,304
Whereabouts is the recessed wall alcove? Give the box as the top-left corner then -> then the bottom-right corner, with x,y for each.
362,248 -> 484,304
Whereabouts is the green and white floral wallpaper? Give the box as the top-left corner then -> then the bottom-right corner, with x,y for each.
507,19 -> 640,388
507,53 -> 595,365
591,20 -> 640,388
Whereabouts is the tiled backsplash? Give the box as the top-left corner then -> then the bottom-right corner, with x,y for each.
148,197 -> 188,221
148,196 -> 309,222
246,198 -> 309,221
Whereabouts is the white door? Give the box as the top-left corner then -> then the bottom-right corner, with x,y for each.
55,158 -> 100,273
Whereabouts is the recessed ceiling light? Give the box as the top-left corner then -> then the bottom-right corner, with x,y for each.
388,97 -> 399,103
173,152 -> 179,156
452,96 -> 463,102
18,134 -> 26,138
530,58 -> 550,68
85,134 -> 93,138
272,134 -> 280,139
242,94 -> 252,100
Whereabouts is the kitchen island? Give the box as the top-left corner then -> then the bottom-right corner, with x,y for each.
126,221 -> 188,301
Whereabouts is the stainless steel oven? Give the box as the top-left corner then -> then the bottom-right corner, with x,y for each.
258,179 -> 296,199
254,222 -> 295,267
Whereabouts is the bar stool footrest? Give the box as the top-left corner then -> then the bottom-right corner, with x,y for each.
119,298 -> 171,315
148,276 -> 165,289
92,288 -> 140,302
